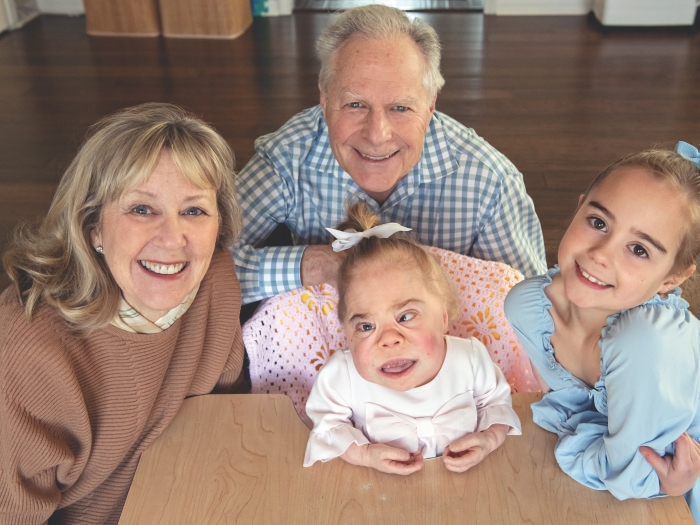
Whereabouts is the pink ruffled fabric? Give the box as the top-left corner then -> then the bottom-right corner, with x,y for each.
243,247 -> 540,423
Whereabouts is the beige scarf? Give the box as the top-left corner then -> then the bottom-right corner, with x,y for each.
110,285 -> 200,334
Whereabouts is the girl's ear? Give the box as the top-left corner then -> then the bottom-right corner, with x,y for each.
660,264 -> 696,294
577,194 -> 585,208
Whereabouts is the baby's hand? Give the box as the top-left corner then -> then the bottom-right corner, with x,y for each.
341,442 -> 423,475
443,424 -> 509,473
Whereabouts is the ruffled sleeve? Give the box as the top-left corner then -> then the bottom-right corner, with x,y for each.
303,351 -> 370,467
554,297 -> 700,500
466,338 -> 522,435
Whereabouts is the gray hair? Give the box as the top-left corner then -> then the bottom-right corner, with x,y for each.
316,5 -> 445,100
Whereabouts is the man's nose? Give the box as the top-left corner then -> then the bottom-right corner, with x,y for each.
363,108 -> 392,145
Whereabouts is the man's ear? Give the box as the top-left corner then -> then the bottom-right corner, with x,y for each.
319,81 -> 326,112
660,264 -> 696,294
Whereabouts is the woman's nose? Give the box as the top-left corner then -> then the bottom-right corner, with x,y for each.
157,214 -> 186,249
363,108 -> 392,145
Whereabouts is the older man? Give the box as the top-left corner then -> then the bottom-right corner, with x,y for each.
231,5 -> 546,305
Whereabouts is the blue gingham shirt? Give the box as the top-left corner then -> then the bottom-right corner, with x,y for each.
231,105 -> 546,305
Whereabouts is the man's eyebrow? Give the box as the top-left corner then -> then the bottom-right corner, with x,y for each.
588,201 -> 667,254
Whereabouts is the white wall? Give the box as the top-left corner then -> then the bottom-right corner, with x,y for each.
484,0 -> 592,15
36,0 -> 83,14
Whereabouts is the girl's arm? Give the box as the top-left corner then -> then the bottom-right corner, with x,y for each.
554,305 -> 700,500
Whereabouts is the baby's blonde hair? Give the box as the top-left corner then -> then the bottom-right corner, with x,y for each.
583,148 -> 700,295
333,201 -> 459,322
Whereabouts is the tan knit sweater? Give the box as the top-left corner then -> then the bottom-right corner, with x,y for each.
0,249 -> 244,525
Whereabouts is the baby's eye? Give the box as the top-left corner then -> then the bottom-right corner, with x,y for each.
357,323 -> 374,332
588,217 -> 607,231
184,207 -> 206,216
629,244 -> 649,258
398,312 -> 416,322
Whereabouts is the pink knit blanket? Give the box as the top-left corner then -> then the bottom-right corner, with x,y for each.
243,247 -> 539,425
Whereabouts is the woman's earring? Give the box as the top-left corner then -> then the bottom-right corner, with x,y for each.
95,246 -> 104,254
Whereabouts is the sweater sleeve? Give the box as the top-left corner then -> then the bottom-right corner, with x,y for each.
0,304 -> 90,524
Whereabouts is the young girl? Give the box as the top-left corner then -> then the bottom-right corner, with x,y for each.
303,202 -> 521,475
504,143 -> 700,519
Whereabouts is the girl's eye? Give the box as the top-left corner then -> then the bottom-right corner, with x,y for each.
184,207 -> 205,216
131,205 -> 150,215
398,312 -> 416,322
588,217 -> 607,231
629,244 -> 649,258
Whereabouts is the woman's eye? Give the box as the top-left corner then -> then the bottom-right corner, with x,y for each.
184,207 -> 205,216
131,205 -> 150,215
398,312 -> 415,322
629,244 -> 649,258
588,217 -> 607,231
395,105 -> 408,112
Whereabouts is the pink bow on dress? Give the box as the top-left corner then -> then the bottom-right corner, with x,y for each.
364,392 -> 478,459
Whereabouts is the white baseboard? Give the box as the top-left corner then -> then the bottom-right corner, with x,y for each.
36,0 -> 84,15
484,0 -> 592,15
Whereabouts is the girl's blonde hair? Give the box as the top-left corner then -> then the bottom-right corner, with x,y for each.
583,148 -> 700,295
334,201 -> 459,322
2,102 -> 240,332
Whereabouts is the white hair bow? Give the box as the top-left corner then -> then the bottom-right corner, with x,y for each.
325,223 -> 412,252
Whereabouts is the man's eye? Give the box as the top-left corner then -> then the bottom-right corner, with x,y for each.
630,244 -> 649,258
588,217 -> 607,231
395,105 -> 408,112
398,312 -> 415,322
349,102 -> 361,108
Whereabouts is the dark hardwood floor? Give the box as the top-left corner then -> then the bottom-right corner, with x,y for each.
1,13 -> 699,301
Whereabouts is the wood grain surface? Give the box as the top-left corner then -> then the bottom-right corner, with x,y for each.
118,393 -> 694,525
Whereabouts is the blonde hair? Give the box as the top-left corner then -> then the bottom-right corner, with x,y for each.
2,102 -> 240,332
316,5 -> 445,100
583,148 -> 700,295
334,201 -> 459,322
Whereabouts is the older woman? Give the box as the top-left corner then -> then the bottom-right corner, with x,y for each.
0,103 -> 244,524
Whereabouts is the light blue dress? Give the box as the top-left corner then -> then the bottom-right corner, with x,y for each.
504,267 -> 700,520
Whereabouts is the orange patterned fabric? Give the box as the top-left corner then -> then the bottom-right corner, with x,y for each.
243,247 -> 539,424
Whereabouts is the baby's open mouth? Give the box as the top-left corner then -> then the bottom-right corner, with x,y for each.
139,260 -> 187,275
380,359 -> 416,374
